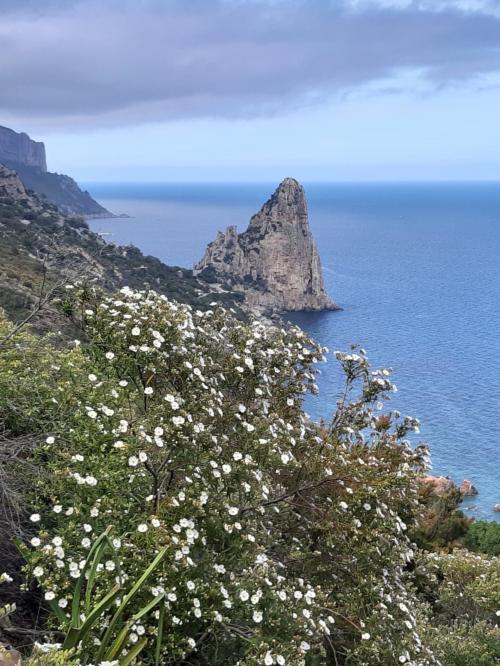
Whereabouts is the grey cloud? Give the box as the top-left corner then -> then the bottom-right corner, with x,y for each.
1,0 -> 499,129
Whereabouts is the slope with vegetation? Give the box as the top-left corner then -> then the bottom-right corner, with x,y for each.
0,165 -> 242,335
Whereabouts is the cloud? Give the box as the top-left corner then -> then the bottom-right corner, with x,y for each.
1,0 -> 499,129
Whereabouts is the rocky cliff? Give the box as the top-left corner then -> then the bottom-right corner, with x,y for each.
0,125 -> 47,171
0,125 -> 112,218
194,178 -> 337,313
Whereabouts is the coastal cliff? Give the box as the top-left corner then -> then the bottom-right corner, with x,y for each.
194,178 -> 338,313
0,125 -> 112,218
0,125 -> 46,171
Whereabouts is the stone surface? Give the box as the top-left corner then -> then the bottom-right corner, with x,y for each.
0,125 -> 46,171
420,475 -> 455,496
459,479 -> 478,496
194,178 -> 337,313
0,165 -> 30,202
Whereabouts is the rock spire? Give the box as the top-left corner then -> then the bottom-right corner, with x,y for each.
194,178 -> 337,312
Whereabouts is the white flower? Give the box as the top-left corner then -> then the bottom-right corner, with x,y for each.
58,598 -> 68,608
45,436 -> 55,444
363,503 -> 371,511
151,518 -> 160,528
300,641 -> 310,653
138,451 -> 148,462
30,537 -> 41,547
52,537 -> 62,547
30,513 -> 41,522
33,566 -> 44,578
131,327 -> 140,336
44,591 -> 55,601
128,456 -> 139,467
227,507 -> 239,516
264,652 -> 274,665
222,464 -> 231,474
137,523 -> 148,533
252,610 -> 263,623
239,590 -> 249,601
233,452 -> 242,461
88,374 -> 97,382
361,632 -> 370,640
105,352 -> 115,360
144,387 -> 154,395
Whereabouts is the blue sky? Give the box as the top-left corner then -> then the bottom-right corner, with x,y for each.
1,0 -> 500,181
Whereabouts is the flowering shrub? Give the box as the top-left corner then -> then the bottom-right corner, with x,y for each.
421,550 -> 500,665
13,287 -> 439,664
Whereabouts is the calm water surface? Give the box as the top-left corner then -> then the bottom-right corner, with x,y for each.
87,181 -> 500,520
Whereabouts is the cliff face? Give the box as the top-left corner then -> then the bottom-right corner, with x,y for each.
0,125 -> 47,171
194,178 -> 337,312
0,125 -> 112,218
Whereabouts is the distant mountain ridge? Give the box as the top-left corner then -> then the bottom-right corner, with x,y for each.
0,125 -> 112,218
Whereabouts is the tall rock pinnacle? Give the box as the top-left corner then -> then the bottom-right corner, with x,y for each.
194,178 -> 338,312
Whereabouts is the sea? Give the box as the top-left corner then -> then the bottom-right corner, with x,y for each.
86,181 -> 500,522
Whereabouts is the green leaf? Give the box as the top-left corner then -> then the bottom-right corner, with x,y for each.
118,638 -> 148,666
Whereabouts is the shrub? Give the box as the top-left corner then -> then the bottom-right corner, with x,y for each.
13,286 -> 439,665
465,521 -> 500,557
421,550 -> 500,665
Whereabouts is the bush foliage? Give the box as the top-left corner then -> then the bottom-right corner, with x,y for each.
0,288 -> 499,665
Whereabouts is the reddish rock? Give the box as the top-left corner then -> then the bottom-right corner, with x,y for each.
459,479 -> 478,496
420,475 -> 455,496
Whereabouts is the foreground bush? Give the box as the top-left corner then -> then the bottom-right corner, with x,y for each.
2,287 -> 465,664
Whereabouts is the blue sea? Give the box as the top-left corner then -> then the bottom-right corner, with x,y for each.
86,181 -> 500,521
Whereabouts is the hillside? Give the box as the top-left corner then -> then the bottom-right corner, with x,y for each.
0,125 -> 112,217
0,165 -> 242,333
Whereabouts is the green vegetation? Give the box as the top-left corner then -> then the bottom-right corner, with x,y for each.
0,288 -> 499,665
465,521 -> 500,557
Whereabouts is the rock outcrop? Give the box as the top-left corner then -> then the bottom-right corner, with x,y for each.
459,479 -> 478,496
194,178 -> 337,313
0,125 -> 46,171
420,475 -> 455,497
0,125 -> 112,218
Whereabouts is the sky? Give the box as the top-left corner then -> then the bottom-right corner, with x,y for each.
1,0 -> 500,181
